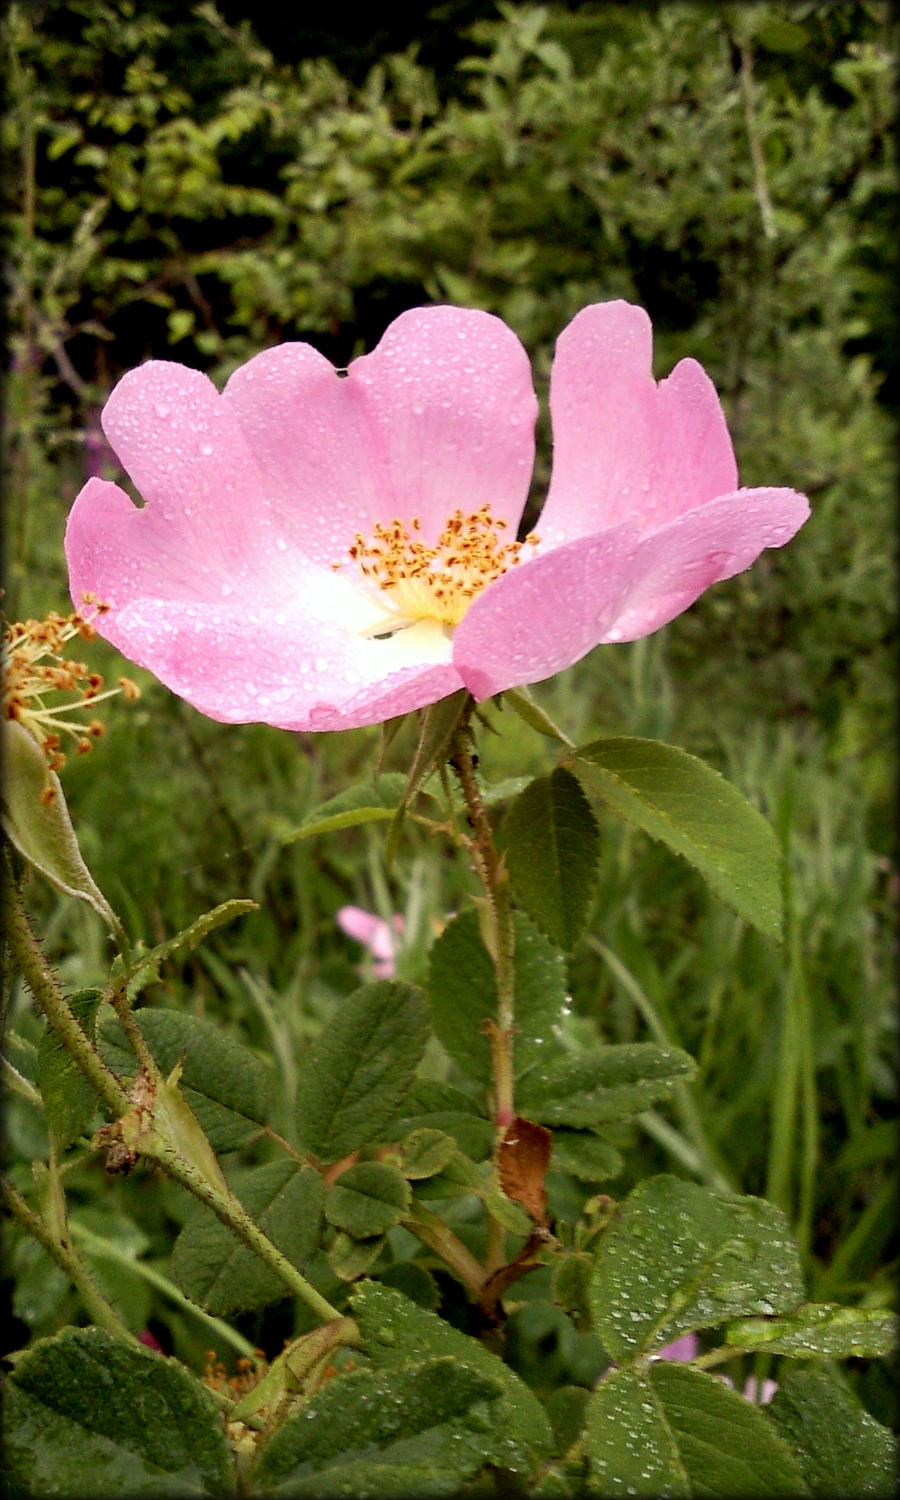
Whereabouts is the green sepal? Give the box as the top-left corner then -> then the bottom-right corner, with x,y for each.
2,718 -> 123,936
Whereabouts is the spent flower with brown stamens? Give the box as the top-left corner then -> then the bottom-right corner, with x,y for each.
2,597 -> 140,775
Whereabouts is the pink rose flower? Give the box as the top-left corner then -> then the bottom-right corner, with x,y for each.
336,905 -> 403,978
65,302 -> 809,731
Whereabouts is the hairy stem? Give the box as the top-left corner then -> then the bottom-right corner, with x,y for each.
448,711 -> 517,1132
2,1174 -> 135,1343
3,857 -> 129,1116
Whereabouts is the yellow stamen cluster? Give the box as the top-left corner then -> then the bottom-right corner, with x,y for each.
343,505 -> 539,630
2,595 -> 139,793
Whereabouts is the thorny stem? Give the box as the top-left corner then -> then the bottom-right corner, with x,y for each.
3,854 -> 344,1330
447,707 -> 517,1135
142,1141 -> 344,1326
1,1174 -> 135,1343
3,855 -> 129,1116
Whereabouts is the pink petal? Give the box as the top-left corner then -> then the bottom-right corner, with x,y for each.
452,525 -> 639,701
657,1333 -> 700,1362
95,595 -> 464,731
598,486 -> 811,643
97,362 -> 282,574
223,306 -> 538,564
538,302 -> 738,544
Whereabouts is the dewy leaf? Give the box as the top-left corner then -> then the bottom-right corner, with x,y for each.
294,980 -> 430,1162
428,910 -> 567,1086
2,1326 -> 233,1496
2,718 -> 122,935
766,1365 -> 897,1497
585,1368 -> 689,1496
725,1302 -> 898,1359
576,736 -> 783,940
586,1363 -> 810,1496
99,1008 -> 271,1151
282,773 -> 407,843
171,1159 -> 323,1317
352,1281 -> 553,1473
504,767 -> 599,950
37,988 -> 105,1148
649,1363 -> 810,1494
325,1161 -> 411,1238
589,1174 -> 805,1360
516,1043 -> 696,1128
253,1357 -> 503,1496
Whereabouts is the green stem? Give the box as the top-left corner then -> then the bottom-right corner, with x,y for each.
403,1203 -> 488,1296
448,713 -> 517,1131
3,857 -> 129,1115
148,1142 -> 343,1325
3,855 -> 342,1329
1,1175 -> 135,1343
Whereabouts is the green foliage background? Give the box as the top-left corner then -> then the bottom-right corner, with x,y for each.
3,0 -> 896,1432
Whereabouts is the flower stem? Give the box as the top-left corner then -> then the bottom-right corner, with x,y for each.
448,710 -> 517,1131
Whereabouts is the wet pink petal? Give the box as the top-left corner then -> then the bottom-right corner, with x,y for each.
598,485 -> 812,643
223,307 -> 537,563
95,596 -> 462,731
453,525 -> 639,701
539,302 -> 739,543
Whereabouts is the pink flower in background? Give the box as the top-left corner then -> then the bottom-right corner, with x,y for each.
336,906 -> 404,977
65,302 -> 809,731
656,1332 -> 777,1404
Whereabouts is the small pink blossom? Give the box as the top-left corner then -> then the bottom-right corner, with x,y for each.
337,905 -> 404,977
65,303 -> 809,730
656,1330 -> 777,1403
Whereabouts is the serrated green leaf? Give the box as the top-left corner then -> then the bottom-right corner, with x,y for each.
171,1160 -> 323,1317
586,1363 -> 810,1495
726,1302 -> 898,1359
394,1080 -> 493,1161
394,1128 -> 459,1179
37,988 -> 105,1148
294,981 -> 429,1163
282,773 -> 407,843
325,1161 -> 411,1237
99,1008 -> 271,1151
767,1365 -> 897,1496
576,736 -> 783,940
504,767 -> 600,949
589,1175 -> 805,1360
2,1326 -> 232,1495
550,1130 -> 624,1181
352,1281 -> 553,1473
516,1043 -> 696,1128
253,1357 -> 502,1495
428,910 -> 567,1086
2,719 -> 122,935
